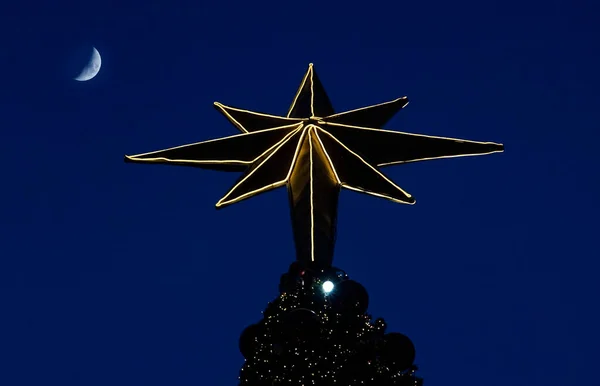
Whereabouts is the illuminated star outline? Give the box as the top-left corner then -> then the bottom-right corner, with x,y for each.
125,63 -> 503,268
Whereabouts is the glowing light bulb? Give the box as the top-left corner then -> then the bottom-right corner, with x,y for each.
322,281 -> 334,293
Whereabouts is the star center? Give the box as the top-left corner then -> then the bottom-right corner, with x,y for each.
302,123 -> 320,137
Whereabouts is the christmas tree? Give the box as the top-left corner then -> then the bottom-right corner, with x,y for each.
238,261 -> 422,386
125,63 -> 502,384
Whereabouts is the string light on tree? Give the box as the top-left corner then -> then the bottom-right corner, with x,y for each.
238,262 -> 422,385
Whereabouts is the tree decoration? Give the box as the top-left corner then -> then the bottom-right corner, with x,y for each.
125,64 -> 503,268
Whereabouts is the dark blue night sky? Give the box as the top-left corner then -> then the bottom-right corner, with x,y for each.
1,1 -> 598,385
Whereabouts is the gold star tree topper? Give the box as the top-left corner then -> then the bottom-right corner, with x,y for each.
125,64 -> 503,268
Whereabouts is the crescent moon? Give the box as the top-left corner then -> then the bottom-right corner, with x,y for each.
74,47 -> 101,81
